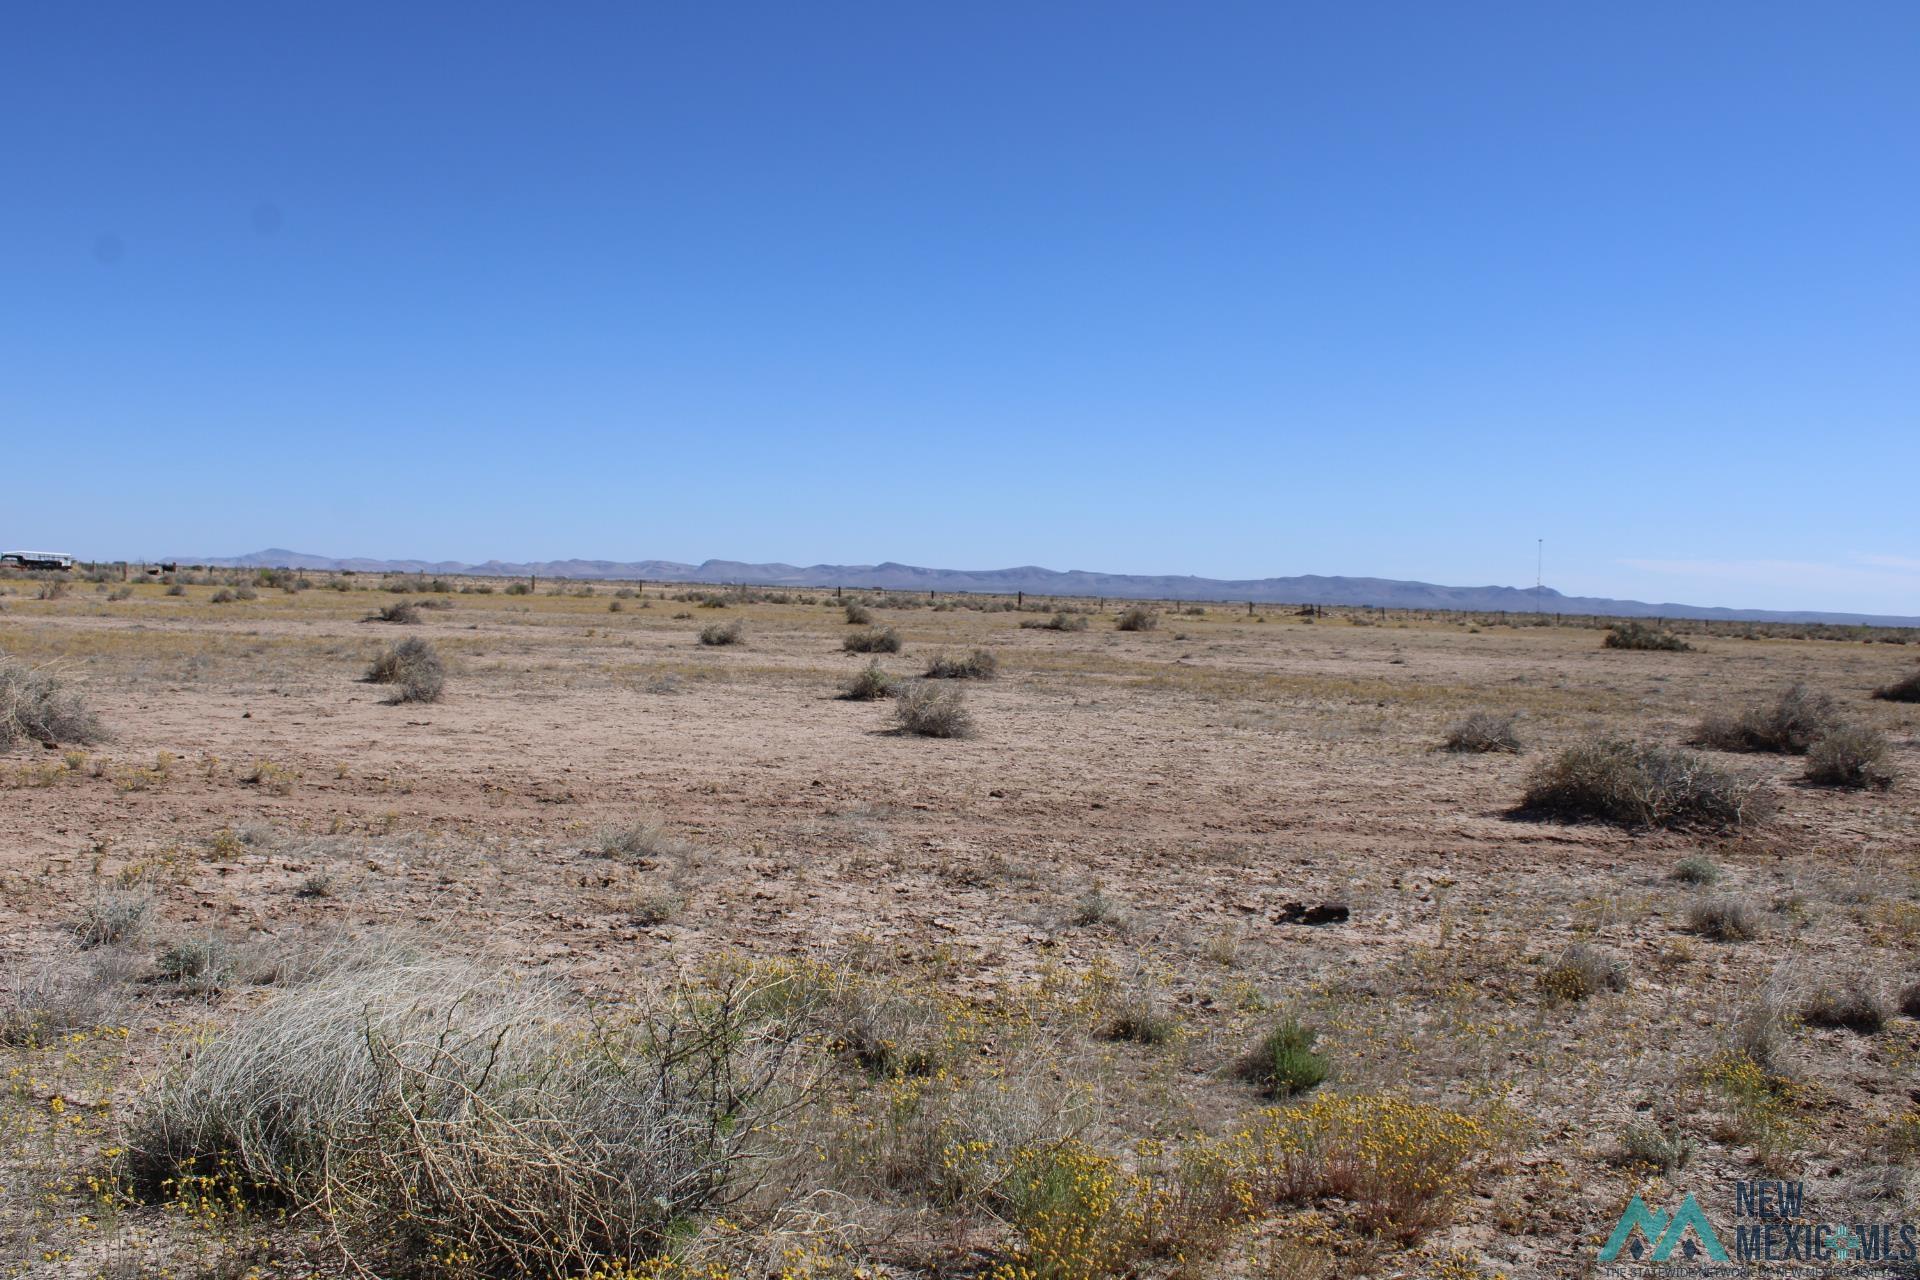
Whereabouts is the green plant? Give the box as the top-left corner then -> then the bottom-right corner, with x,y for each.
1242,1017 -> 1328,1098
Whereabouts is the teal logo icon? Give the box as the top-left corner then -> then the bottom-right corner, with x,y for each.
1600,1194 -> 1729,1263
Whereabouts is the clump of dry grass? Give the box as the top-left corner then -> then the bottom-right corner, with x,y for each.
924,648 -> 998,680
895,680 -> 972,738
1804,724 -> 1896,790
1688,893 -> 1762,942
125,956 -> 808,1277
699,619 -> 745,646
0,657 -> 105,752
1520,739 -> 1770,830
1115,605 -> 1158,632
1801,976 -> 1888,1034
1874,668 -> 1920,703
840,659 -> 895,701
365,636 -> 445,703
1021,611 -> 1089,632
1694,683 -> 1840,754
1442,710 -> 1522,754
1603,621 -> 1692,651
371,600 -> 423,624
842,626 -> 901,654
843,602 -> 873,625
75,887 -> 154,949
590,820 -> 699,863
1,954 -> 129,1047
1539,943 -> 1629,1002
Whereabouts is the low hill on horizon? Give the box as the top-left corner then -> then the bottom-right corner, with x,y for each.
189,547 -> 1920,627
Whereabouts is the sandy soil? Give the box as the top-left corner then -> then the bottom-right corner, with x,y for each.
4,578 -> 1917,1278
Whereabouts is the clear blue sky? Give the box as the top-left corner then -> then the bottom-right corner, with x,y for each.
5,3 -> 1917,613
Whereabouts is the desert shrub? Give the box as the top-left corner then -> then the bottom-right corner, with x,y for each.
1520,739 -> 1769,830
1688,893 -> 1762,942
698,619 -> 744,646
365,636 -> 445,703
1227,1093 -> 1494,1242
924,648 -> 998,680
1618,1120 -> 1694,1173
1021,611 -> 1090,632
895,681 -> 972,738
504,581 -> 532,595
590,820 -> 698,863
1874,669 -> 1920,703
1442,710 -> 1522,754
164,583 -> 186,596
1899,980 -> 1920,1020
1672,855 -> 1722,885
842,626 -> 901,654
1115,606 -> 1158,632
1,956 -> 127,1047
1802,978 -> 1888,1034
156,935 -> 236,993
75,888 -> 153,949
125,957 -> 806,1276
1694,684 -> 1842,754
1240,1018 -> 1328,1098
840,660 -> 895,701
843,602 -> 873,625
372,600 -> 421,625
1070,884 -> 1121,928
0,657 -> 104,752
1603,621 -> 1692,651
1540,943 -> 1628,1002
1804,724 -> 1895,790
209,588 -> 236,604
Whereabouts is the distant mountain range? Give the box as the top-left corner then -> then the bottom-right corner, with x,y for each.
192,548 -> 1920,627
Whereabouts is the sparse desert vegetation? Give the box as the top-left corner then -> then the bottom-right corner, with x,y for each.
0,656 -> 104,751
2,577 -> 1916,1279
1520,739 -> 1771,829
1602,620 -> 1692,651
365,635 -> 446,703
1442,709 -> 1522,753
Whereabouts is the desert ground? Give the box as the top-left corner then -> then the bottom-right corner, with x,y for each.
3,572 -> 1917,1280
